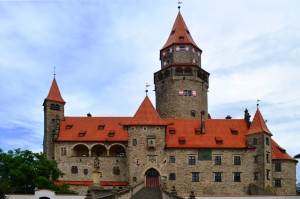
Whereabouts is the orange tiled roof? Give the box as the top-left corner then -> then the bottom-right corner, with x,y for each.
55,181 -> 128,186
57,117 -> 131,141
162,12 -> 200,50
271,139 -> 296,162
127,96 -> 166,126
45,78 -> 65,103
164,119 -> 249,149
247,109 -> 272,136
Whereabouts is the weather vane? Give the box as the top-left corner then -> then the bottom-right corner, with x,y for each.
178,1 -> 183,11
145,83 -> 150,96
256,99 -> 261,109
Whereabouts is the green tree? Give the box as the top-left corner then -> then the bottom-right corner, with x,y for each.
0,148 -> 76,197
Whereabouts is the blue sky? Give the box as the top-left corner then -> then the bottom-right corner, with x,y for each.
0,0 -> 299,182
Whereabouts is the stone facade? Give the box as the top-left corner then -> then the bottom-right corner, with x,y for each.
42,10 -> 297,197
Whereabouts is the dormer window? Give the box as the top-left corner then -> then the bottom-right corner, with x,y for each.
171,29 -> 175,35
169,127 -> 176,134
186,29 -> 190,34
231,129 -> 238,135
66,124 -> 73,129
179,36 -> 184,41
98,125 -> 105,130
79,132 -> 86,137
215,137 -> 223,145
108,131 -> 115,137
195,128 -> 202,134
178,137 -> 186,145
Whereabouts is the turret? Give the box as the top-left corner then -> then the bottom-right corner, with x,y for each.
154,11 -> 209,119
43,77 -> 65,160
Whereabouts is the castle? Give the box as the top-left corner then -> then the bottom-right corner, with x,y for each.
43,9 -> 297,196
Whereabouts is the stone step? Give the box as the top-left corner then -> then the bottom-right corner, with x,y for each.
132,187 -> 162,199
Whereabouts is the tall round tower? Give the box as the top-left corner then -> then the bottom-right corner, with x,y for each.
154,11 -> 209,119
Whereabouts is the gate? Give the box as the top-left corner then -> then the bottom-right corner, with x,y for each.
145,168 -> 160,187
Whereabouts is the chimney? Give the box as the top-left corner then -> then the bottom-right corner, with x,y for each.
201,111 -> 206,134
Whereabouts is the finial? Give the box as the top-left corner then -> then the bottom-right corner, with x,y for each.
178,1 -> 182,11
256,99 -> 261,109
54,67 -> 56,78
145,83 -> 150,96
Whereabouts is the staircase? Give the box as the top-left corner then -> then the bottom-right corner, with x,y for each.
132,187 -> 163,199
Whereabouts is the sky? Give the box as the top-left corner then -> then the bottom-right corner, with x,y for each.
0,0 -> 299,182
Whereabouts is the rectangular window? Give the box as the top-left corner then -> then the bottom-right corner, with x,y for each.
267,169 -> 270,180
275,163 -> 281,172
254,155 -> 258,163
234,172 -> 241,182
266,153 -> 270,163
254,172 -> 259,180
188,156 -> 196,165
253,138 -> 257,145
234,156 -> 241,165
275,179 -> 281,187
169,156 -> 175,163
71,166 -> 78,174
215,156 -> 222,165
133,139 -> 137,146
266,137 -> 270,145
169,173 -> 176,180
61,147 -> 67,156
191,172 -> 199,182
214,172 -> 222,182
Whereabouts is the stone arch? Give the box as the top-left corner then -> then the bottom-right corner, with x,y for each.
108,144 -> 126,157
144,168 -> 160,188
72,144 -> 89,157
91,144 -> 108,157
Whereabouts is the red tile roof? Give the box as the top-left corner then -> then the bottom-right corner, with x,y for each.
271,139 -> 296,162
55,181 -> 128,186
57,117 -> 131,141
247,109 -> 272,136
162,12 -> 200,50
44,78 -> 65,103
164,119 -> 249,149
127,96 -> 166,126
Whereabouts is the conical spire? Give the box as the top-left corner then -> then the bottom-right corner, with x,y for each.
162,12 -> 199,50
247,109 -> 272,135
127,96 -> 165,126
44,77 -> 65,103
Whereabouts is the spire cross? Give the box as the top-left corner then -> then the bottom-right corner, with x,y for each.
145,83 -> 150,96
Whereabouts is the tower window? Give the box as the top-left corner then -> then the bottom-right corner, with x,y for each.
83,169 -> 88,175
71,166 -> 78,174
275,179 -> 281,187
169,156 -> 175,163
50,103 -> 61,111
266,137 -> 270,145
61,147 -> 67,156
133,139 -> 137,146
253,138 -> 258,145
275,163 -> 281,172
254,172 -> 259,180
169,173 -> 176,180
113,166 -> 120,175
254,155 -> 258,163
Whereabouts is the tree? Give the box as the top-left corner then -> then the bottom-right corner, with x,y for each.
0,148 -> 76,197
